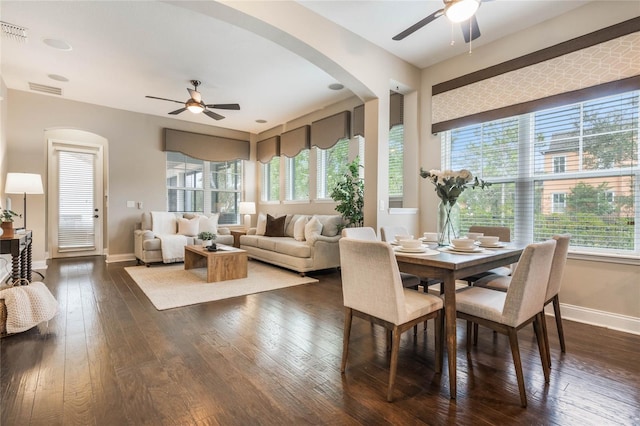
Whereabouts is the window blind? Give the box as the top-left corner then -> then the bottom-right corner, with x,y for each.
442,90 -> 639,256
58,151 -> 96,250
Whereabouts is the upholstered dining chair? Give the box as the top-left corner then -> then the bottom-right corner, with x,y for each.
473,234 -> 571,361
342,227 -> 421,290
339,237 -> 444,402
379,225 -> 443,293
453,239 -> 556,407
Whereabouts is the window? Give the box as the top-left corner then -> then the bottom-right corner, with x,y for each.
389,124 -> 404,199
166,152 -> 243,224
316,138 -> 350,199
553,156 -> 566,173
442,90 -> 638,256
551,193 -> 567,213
285,149 -> 309,201
261,156 -> 280,201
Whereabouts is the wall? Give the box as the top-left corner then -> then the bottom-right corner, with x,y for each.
6,89 -> 250,262
420,1 -> 640,330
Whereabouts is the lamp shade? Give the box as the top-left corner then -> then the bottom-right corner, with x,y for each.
5,173 -> 44,194
238,202 -> 256,215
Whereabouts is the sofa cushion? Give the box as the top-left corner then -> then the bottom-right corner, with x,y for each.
285,214 -> 306,237
265,214 -> 286,237
294,216 -> 309,241
275,239 -> 311,258
314,215 -> 343,237
256,213 -> 267,235
305,216 -> 323,243
199,213 -> 219,234
178,217 -> 199,236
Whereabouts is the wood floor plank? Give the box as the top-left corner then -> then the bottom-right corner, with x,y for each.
1,257 -> 638,425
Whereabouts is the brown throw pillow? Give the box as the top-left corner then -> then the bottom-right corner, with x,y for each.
265,214 -> 286,237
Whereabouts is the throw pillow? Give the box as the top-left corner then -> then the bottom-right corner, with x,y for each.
265,214 -> 286,237
314,215 -> 343,237
256,213 -> 267,235
293,216 -> 309,241
178,217 -> 199,236
198,213 -> 219,234
285,214 -> 304,238
304,216 -> 323,244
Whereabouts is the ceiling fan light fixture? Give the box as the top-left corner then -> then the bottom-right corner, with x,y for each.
445,0 -> 479,23
186,99 -> 204,114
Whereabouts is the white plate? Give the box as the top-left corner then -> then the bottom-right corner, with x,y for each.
438,247 -> 486,255
447,245 -> 484,253
394,246 -> 427,253
479,242 -> 507,248
419,237 -> 438,243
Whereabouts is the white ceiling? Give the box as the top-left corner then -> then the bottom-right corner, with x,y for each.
1,1 -> 592,134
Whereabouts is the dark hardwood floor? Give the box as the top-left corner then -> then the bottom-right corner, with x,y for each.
2,256 -> 639,425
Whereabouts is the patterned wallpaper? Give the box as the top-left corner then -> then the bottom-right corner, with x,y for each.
432,32 -> 640,125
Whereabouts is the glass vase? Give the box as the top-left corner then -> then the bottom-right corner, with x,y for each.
437,200 -> 460,246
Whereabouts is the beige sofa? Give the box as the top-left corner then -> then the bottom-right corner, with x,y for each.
239,214 -> 343,275
134,211 -> 234,265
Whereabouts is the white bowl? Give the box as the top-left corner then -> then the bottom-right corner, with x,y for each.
423,232 -> 438,241
466,232 -> 484,241
451,238 -> 475,249
478,236 -> 500,245
399,239 -> 422,249
395,234 -> 412,242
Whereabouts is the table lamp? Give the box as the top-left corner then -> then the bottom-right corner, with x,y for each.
238,202 -> 256,230
5,172 -> 44,230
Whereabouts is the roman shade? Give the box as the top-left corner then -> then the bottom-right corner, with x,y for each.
257,136 -> 280,164
390,92 -> 404,128
164,128 -> 249,162
431,18 -> 640,133
311,111 -> 351,149
280,125 -> 310,158
352,104 -> 364,137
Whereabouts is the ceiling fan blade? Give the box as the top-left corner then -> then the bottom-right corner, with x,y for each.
206,103 -> 240,110
392,9 -> 443,41
204,110 -> 225,120
146,95 -> 184,105
188,88 -> 202,103
461,15 -> 481,43
168,108 -> 187,115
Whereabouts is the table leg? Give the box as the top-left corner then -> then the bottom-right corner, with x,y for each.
11,255 -> 19,283
26,240 -> 33,282
443,272 -> 457,399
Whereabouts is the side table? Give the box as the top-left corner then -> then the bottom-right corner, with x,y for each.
230,230 -> 247,248
0,230 -> 33,283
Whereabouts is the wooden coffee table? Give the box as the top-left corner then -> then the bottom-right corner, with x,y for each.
184,245 -> 248,283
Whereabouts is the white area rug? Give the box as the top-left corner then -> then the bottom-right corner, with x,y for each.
125,261 -> 318,311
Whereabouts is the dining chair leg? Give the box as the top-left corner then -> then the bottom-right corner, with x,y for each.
540,310 -> 551,369
552,295 -> 567,353
387,326 -> 402,402
341,308 -> 353,373
435,311 -> 444,373
473,322 -> 479,346
507,328 -> 527,408
533,313 -> 551,382
466,321 -> 472,352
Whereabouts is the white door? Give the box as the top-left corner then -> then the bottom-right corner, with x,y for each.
48,140 -> 104,258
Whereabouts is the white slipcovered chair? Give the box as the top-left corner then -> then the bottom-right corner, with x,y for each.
339,238 -> 444,402
473,234 -> 571,361
453,239 -> 556,407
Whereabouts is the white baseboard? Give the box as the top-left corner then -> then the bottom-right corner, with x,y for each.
33,260 -> 48,271
106,253 -> 136,263
545,302 -> 640,336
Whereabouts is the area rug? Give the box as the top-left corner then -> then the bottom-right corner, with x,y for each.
124,261 -> 318,311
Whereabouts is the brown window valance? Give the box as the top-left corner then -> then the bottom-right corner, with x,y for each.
280,125 -> 310,158
257,136 -> 280,164
164,128 -> 249,162
352,104 -> 364,137
311,110 -> 351,149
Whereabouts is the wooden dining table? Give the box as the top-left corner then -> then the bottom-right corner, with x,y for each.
394,244 -> 524,399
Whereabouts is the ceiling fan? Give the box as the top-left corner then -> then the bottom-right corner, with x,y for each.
392,0 -> 486,43
146,80 -> 240,121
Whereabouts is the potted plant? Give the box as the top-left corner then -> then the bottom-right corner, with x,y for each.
0,207 -> 21,238
197,231 -> 217,249
330,157 -> 364,229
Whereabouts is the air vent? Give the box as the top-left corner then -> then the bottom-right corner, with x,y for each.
1,21 -> 28,43
29,82 -> 62,96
